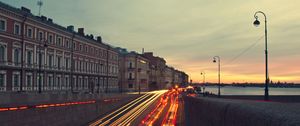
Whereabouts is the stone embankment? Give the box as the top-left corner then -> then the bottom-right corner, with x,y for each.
0,93 -> 139,126
184,96 -> 300,126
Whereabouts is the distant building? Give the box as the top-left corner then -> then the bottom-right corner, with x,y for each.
164,66 -> 174,89
0,2 -> 119,93
117,48 -> 149,92
142,52 -> 166,90
178,70 -> 189,86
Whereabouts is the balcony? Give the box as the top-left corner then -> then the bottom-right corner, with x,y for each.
127,67 -> 135,70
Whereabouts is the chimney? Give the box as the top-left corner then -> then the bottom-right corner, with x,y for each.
21,7 -> 31,13
144,52 -> 153,56
48,18 -> 53,23
40,16 -> 47,21
96,36 -> 102,43
90,34 -> 94,39
78,28 -> 84,36
67,25 -> 74,31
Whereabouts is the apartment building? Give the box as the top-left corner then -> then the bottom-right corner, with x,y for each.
142,52 -> 166,90
117,48 -> 149,92
0,2 -> 118,93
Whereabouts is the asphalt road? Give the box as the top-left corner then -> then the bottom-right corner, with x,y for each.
89,89 -> 184,126
89,90 -> 167,126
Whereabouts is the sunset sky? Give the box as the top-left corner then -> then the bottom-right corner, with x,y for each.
1,0 -> 300,83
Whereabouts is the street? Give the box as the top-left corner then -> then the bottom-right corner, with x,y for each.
90,89 -> 182,126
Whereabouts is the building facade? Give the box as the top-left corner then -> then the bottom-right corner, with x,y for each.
142,52 -> 166,90
117,48 -> 149,92
164,66 -> 174,89
0,3 -> 118,93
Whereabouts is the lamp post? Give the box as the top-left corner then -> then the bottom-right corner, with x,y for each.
253,11 -> 269,101
100,63 -> 104,93
213,56 -> 221,97
201,71 -> 206,94
70,32 -> 75,93
138,68 -> 141,95
200,71 -> 205,85
38,38 -> 48,94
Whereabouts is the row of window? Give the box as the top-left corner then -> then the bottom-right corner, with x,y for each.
0,43 -> 118,74
0,71 -> 118,91
0,18 -> 118,61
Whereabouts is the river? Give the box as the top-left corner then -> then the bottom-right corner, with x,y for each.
203,86 -> 300,95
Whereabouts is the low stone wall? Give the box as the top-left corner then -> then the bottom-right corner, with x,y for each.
0,93 -> 139,126
184,96 -> 300,126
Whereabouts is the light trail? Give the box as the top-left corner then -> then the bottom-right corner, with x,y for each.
90,90 -> 167,126
162,91 -> 179,126
90,93 -> 151,126
0,100 -> 96,112
140,92 -> 169,126
115,93 -> 161,126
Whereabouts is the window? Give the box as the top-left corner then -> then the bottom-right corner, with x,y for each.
73,77 -> 77,89
37,74 -> 43,89
85,46 -> 88,52
48,75 -> 53,89
39,31 -> 44,41
80,44 -> 83,51
85,62 -> 88,71
26,75 -> 32,87
26,50 -> 33,65
57,56 -> 61,69
48,34 -> 53,44
66,40 -> 70,48
13,48 -> 20,65
73,43 -> 76,50
65,77 -> 69,89
79,61 -> 82,71
65,58 -> 70,69
129,73 -> 133,79
27,27 -> 33,38
128,83 -> 133,88
57,76 -> 61,90
13,74 -> 20,87
48,55 -> 53,67
84,78 -> 88,89
14,23 -> 21,35
56,36 -> 62,46
77,77 -> 81,89
0,45 -> 6,62
100,50 -> 103,57
37,52 -> 43,66
0,73 -> 5,87
0,19 -> 6,31
129,62 -> 133,68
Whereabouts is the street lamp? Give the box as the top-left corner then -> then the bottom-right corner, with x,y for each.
200,71 -> 205,85
213,56 -> 221,97
38,39 -> 48,94
253,11 -> 269,101
201,71 -> 206,94
138,68 -> 141,95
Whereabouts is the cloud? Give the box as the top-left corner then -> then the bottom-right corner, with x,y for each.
2,0 -> 300,83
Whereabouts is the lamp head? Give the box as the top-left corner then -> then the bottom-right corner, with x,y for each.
213,58 -> 216,63
253,18 -> 260,27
